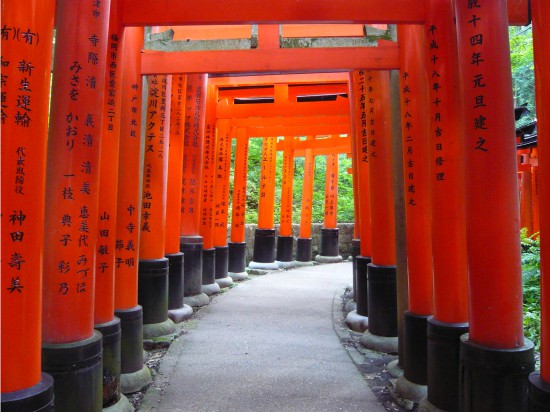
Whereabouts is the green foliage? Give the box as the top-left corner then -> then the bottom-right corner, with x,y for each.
520,228 -> 540,349
509,26 -> 536,127
235,138 -> 355,225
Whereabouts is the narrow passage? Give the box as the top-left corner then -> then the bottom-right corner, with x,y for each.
139,262 -> 385,411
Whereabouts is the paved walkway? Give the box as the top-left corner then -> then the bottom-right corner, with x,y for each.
139,262 -> 385,412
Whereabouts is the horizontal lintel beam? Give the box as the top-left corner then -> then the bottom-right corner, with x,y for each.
229,115 -> 349,128
247,124 -> 349,137
141,46 -> 399,75
122,0 -> 427,26
217,97 -> 349,119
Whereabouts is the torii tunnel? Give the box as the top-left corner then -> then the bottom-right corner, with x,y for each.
2,0 -> 550,411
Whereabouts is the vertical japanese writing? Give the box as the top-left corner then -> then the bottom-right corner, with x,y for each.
401,70 -> 417,206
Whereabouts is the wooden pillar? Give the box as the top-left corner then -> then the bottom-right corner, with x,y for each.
397,24 -> 433,391
296,137 -> 315,265
519,165 -> 534,235
455,0 -> 535,409
138,74 -> 175,338
363,70 -> 398,347
200,83 -> 220,294
421,1 -> 470,409
1,1 -> 56,409
529,0 -> 550,407
166,74 -> 192,323
212,119 -> 234,287
92,2 -> 128,407
316,153 -> 342,263
181,74 -> 209,307
113,26 -> 151,395
228,129 -> 250,279
276,136 -> 296,267
250,136 -> 278,269
41,0 -> 110,409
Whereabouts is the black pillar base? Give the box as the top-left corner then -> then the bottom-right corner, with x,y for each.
460,334 -> 535,412
355,255 -> 371,317
320,228 -> 340,257
252,229 -> 276,264
529,372 -> 550,411
215,245 -> 229,280
276,235 -> 294,263
202,248 -> 216,285
166,252 -> 184,311
1,373 -> 54,412
180,236 -> 204,297
95,317 -> 121,408
42,331 -> 103,411
296,237 -> 313,263
115,306 -> 144,375
116,306 -> 152,394
427,317 -> 469,412
138,258 -> 169,325
351,238 -> 361,302
228,242 -> 247,274
403,311 -> 429,386
367,263 -> 397,337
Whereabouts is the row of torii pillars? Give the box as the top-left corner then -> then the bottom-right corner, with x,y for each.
2,1 -> 550,412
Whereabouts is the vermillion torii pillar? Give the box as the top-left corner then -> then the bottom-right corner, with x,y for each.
360,70 -> 399,353
181,74 -> 210,307
276,136 -> 296,268
529,0 -> 550,408
455,1 -> 535,410
250,136 -> 279,270
1,1 -> 56,409
138,74 -> 176,339
395,24 -> 433,400
41,0 -> 110,409
228,129 -> 251,280
93,1 -> 130,407
419,2 -> 469,410
212,119 -> 235,288
114,26 -> 152,395
200,83 -> 221,295
295,137 -> 316,266
166,74 -> 193,323
345,70 -> 372,334
315,152 -> 343,263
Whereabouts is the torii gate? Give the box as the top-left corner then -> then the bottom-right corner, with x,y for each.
3,1 -> 549,412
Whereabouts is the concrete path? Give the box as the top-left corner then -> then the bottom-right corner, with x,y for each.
139,262 -> 385,412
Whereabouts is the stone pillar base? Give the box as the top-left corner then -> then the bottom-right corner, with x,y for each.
215,276 -> 234,288
228,271 -> 249,281
95,317 -> 122,408
120,365 -> 151,395
142,318 -> 176,340
345,310 -> 368,333
201,282 -> 221,296
396,375 -> 427,403
459,334 -> 534,411
427,318 -> 469,411
367,263 -> 397,337
103,393 -> 133,412
529,372 -> 550,412
252,228 -> 276,264
248,261 -> 280,270
276,260 -> 296,269
314,254 -> 343,264
360,330 -> 398,354
1,373 -> 54,412
167,304 -> 193,324
42,331 -> 103,411
183,292 -> 210,308
387,359 -> 404,378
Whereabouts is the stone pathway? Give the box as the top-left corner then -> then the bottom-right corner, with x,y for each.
138,262 -> 386,412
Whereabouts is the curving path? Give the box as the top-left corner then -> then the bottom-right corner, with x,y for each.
139,262 -> 385,412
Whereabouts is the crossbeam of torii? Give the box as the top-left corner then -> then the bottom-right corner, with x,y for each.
120,0 -> 529,26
